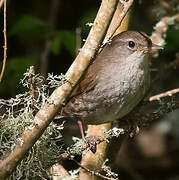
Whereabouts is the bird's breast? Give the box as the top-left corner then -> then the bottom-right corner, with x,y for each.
63,56 -> 150,125
83,58 -> 150,124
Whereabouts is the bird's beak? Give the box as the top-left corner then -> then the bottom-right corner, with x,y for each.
151,43 -> 163,53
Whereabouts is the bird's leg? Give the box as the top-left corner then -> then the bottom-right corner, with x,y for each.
77,120 -> 99,153
77,120 -> 86,141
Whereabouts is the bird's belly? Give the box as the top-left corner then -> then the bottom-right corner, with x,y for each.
84,68 -> 150,124
63,63 -> 150,125
84,89 -> 143,124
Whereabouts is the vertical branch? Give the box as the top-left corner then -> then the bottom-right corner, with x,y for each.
0,0 -> 7,82
79,1 -> 133,180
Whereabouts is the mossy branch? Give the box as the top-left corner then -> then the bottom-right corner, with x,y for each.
0,0 -> 119,179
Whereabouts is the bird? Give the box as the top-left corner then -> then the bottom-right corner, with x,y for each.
61,30 -> 163,141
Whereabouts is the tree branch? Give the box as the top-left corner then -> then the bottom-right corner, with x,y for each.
0,0 -> 119,179
0,0 -> 7,82
149,88 -> 179,101
50,163 -> 72,180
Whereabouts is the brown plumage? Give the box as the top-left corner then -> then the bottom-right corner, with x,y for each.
61,31 -> 162,137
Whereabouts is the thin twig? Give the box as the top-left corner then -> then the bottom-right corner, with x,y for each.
121,99 -> 179,130
0,0 -> 7,82
149,88 -> 179,101
73,159 -> 112,180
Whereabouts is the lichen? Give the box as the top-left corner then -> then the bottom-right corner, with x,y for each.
0,68 -> 66,179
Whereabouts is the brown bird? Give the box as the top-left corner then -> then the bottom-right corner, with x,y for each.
61,31 -> 163,140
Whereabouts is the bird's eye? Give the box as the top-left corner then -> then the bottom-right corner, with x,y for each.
128,41 -> 135,48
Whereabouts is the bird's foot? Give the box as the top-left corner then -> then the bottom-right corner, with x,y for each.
85,136 -> 101,154
77,120 -> 101,153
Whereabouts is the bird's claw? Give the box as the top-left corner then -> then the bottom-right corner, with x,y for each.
85,136 -> 101,154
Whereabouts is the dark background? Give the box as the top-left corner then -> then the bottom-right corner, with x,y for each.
1,0 -> 179,179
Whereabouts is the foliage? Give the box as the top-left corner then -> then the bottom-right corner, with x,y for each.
51,30 -> 76,56
9,15 -> 48,38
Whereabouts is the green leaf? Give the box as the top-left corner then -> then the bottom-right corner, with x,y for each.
51,30 -> 76,56
62,31 -> 76,56
51,32 -> 62,55
9,15 -> 46,37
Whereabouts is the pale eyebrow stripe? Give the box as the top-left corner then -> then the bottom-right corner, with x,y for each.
138,31 -> 152,47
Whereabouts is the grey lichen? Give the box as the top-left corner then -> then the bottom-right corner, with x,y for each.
0,68 -> 66,179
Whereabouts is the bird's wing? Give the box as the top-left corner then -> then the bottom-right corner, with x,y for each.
67,43 -> 108,101
69,69 -> 97,99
